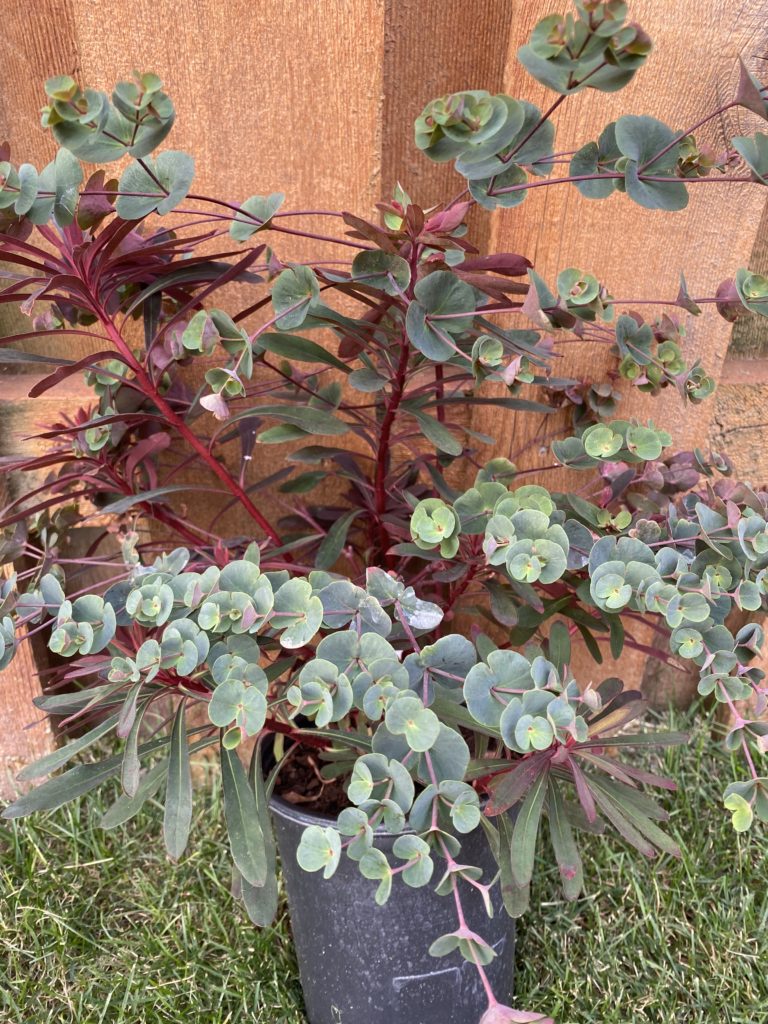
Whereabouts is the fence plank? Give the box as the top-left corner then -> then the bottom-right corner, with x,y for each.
471,0 -> 768,687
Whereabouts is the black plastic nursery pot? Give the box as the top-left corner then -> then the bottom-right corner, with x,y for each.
270,793 -> 515,1024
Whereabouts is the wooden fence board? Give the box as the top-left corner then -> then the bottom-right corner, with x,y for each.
473,0 -> 768,687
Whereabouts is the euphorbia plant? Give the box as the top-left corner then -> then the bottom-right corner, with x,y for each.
2,3 -> 768,1020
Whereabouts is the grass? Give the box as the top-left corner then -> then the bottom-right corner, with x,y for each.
1,708 -> 766,1024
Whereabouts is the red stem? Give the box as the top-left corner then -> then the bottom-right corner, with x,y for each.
96,309 -> 283,546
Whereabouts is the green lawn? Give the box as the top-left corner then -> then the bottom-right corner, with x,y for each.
1,708 -> 766,1024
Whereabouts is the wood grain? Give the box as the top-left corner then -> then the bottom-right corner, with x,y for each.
472,1 -> 768,687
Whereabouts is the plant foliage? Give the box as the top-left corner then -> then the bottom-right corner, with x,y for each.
2,7 -> 768,1021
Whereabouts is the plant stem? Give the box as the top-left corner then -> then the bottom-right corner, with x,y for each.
373,331 -> 410,565
96,310 -> 283,545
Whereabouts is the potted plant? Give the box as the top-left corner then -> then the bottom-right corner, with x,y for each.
2,3 -> 767,1022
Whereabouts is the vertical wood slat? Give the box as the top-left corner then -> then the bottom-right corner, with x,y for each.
0,0 -> 83,793
472,0 -> 768,687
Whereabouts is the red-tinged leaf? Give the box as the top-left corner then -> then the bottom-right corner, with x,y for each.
150,245 -> 266,336
453,270 -> 529,299
0,231 -> 54,263
460,253 -> 533,277
509,768 -> 549,888
77,170 -> 117,230
125,432 -> 171,483
1,471 -> 97,515
547,780 -> 583,901
587,689 -> 647,734
116,681 -> 145,740
0,328 -> 112,351
575,751 -> 677,791
480,1005 -> 553,1024
485,752 -> 551,816
342,211 -> 397,251
33,412 -> 162,441
424,201 -> 471,234
0,488 -> 91,528
566,754 -> 597,824
27,351 -> 128,398
574,750 -> 640,789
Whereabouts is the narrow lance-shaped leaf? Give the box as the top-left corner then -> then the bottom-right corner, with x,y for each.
509,766 -> 549,889
16,712 -> 120,782
220,740 -> 267,887
163,701 -> 193,860
100,736 -> 215,831
121,697 -> 153,798
408,408 -> 463,457
496,809 -> 530,918
100,759 -> 169,830
2,727 -> 211,820
547,779 -> 583,901
315,509 -> 360,570
239,740 -> 279,926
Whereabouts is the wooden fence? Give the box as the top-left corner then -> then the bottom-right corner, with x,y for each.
1,0 -> 767,792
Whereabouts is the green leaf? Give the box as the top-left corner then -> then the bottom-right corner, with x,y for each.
547,621 -> 571,675
359,847 -> 393,904
408,408 -> 463,457
2,757 -> 123,818
496,810 -> 530,918
393,834 -> 434,887
228,403 -> 349,437
724,791 -> 754,832
220,741 -> 267,887
230,192 -> 284,241
405,271 -> 476,362
351,250 -> 411,295
614,115 -> 679,168
614,115 -> 688,211
209,679 -> 267,736
315,509 -> 360,570
100,484 -> 203,515
509,767 -> 548,888
2,728 -> 204,820
297,824 -> 342,878
99,759 -> 168,830
348,368 -> 387,392
14,163 -> 40,216
116,151 -> 195,219
239,741 -> 279,926
163,702 -> 193,860
53,149 -> 83,226
16,713 -> 119,782
272,266 -> 320,329
385,695 -> 441,752
732,133 -> 768,184
547,781 -> 583,900
624,162 -> 688,211
259,332 -> 349,372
